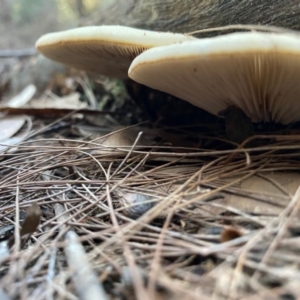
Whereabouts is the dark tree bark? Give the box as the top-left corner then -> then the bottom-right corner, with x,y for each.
86,0 -> 300,33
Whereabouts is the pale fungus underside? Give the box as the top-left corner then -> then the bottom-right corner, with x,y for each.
36,26 -> 300,124
129,32 -> 300,124
35,25 -> 195,79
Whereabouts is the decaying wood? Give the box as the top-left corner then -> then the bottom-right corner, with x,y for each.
87,0 -> 300,34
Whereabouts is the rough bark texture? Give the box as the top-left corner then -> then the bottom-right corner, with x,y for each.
86,0 -> 300,33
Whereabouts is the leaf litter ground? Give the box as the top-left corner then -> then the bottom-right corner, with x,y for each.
0,76 -> 300,300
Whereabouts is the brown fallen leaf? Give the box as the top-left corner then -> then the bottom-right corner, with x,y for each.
8,202 -> 41,249
101,127 -> 154,148
20,202 -> 42,236
220,226 -> 243,243
91,127 -> 155,155
209,172 -> 300,216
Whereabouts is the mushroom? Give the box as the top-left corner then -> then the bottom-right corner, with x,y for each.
35,25 -> 196,79
129,31 -> 300,124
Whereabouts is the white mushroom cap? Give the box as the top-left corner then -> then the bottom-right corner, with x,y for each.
129,32 -> 300,124
35,25 -> 196,79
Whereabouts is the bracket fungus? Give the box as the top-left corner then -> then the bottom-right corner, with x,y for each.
35,25 -> 195,79
129,31 -> 300,124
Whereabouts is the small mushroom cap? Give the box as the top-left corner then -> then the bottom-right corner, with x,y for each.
35,25 -> 195,79
129,32 -> 300,124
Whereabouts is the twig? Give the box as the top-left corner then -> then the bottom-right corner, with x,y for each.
64,231 -> 108,300
0,48 -> 36,58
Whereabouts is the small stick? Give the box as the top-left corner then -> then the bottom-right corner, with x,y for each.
0,48 -> 36,58
64,231 -> 108,300
54,198 -> 108,300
